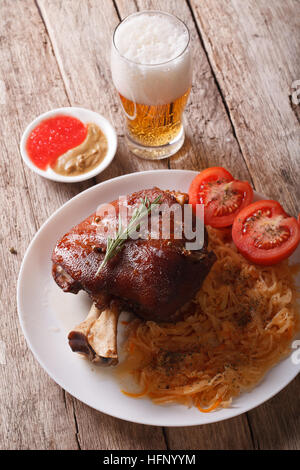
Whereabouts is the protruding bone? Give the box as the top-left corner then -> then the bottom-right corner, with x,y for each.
68,302 -> 120,366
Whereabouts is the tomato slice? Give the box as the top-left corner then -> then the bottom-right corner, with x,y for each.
232,200 -> 300,265
188,167 -> 253,228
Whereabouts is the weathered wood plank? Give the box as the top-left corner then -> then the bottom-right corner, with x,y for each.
37,0 -> 167,449
0,0 -> 84,450
165,417 -> 253,450
248,375 -> 300,450
190,0 -> 300,215
69,395 -> 166,450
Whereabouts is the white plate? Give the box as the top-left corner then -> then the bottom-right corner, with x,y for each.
20,107 -> 117,183
17,170 -> 300,426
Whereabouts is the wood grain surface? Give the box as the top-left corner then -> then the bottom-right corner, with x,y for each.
0,0 -> 299,450
190,0 -> 300,215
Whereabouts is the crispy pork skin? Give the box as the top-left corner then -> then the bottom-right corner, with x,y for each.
52,188 -> 216,323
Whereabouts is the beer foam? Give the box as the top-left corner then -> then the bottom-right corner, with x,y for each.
111,11 -> 192,106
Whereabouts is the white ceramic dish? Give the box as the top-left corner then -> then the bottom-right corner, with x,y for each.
17,170 -> 300,426
20,107 -> 117,183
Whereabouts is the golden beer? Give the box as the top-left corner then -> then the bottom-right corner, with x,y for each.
111,11 -> 192,159
119,88 -> 191,147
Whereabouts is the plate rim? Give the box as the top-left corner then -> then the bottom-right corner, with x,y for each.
17,169 -> 300,426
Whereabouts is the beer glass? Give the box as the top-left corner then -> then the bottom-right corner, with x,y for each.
111,11 -> 192,160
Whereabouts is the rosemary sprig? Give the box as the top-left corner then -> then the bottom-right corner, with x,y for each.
95,195 -> 161,276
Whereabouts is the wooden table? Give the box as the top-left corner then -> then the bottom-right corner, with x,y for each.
1,0 -> 299,450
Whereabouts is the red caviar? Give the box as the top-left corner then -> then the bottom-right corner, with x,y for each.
26,115 -> 87,170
